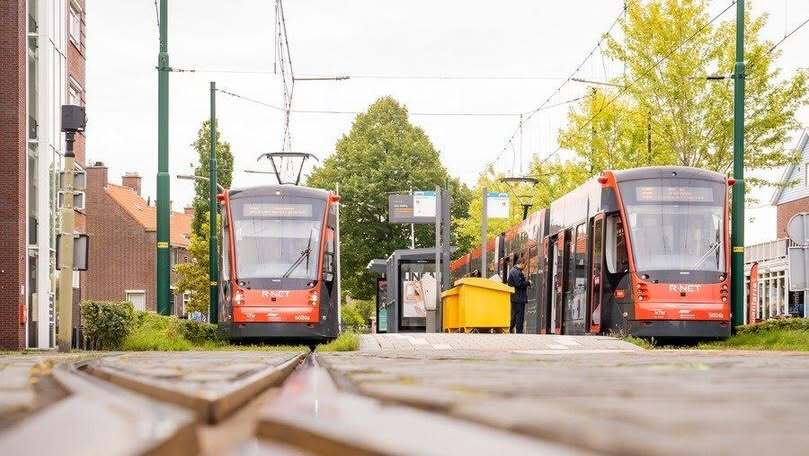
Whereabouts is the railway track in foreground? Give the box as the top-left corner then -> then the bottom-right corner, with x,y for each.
0,349 -> 584,456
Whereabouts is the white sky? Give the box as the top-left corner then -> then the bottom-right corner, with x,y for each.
86,0 -> 808,209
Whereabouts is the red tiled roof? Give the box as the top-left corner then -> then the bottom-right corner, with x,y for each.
105,184 -> 193,247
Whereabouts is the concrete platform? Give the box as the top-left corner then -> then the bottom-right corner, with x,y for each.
359,333 -> 640,352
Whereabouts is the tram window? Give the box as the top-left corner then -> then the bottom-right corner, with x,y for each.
323,228 -> 336,280
567,229 -> 576,293
528,246 -> 538,277
605,215 -> 628,274
574,224 -> 587,282
222,218 -> 230,280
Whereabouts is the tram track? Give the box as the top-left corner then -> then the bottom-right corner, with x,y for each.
4,348 -> 593,455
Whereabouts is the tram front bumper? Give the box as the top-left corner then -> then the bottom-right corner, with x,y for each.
629,320 -> 731,339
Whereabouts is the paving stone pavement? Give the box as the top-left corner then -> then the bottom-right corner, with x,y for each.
0,353 -> 85,427
86,351 -> 306,423
319,349 -> 809,456
359,333 -> 640,352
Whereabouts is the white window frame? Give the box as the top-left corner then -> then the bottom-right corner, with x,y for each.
68,2 -> 81,46
67,76 -> 82,106
125,290 -> 147,311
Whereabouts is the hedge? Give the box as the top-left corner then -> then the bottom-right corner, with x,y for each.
80,300 -> 135,350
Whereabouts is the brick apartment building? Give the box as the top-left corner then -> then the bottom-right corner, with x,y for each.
84,164 -> 192,314
0,0 -> 87,350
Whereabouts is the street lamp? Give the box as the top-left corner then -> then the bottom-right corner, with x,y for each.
499,176 -> 538,220
57,105 -> 86,352
176,174 -> 225,192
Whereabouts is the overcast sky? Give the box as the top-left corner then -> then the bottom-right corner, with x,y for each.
86,0 -> 808,209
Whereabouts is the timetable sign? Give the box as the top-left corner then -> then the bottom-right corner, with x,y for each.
389,191 -> 437,224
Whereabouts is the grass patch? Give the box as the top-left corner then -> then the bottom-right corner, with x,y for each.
699,318 -> 809,351
317,332 -> 360,352
622,335 -> 657,350
122,311 -> 240,351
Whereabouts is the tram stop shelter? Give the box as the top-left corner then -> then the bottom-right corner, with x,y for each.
367,247 -> 453,333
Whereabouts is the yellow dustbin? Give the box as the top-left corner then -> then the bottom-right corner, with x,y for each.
441,287 -> 460,330
441,278 -> 514,333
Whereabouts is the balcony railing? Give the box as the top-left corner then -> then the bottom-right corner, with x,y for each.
745,238 -> 794,264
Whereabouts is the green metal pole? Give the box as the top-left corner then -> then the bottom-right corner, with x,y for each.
209,82 -> 219,324
730,0 -> 745,328
156,0 -> 171,315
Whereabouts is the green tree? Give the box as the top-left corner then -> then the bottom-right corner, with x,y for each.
174,217 -> 213,316
559,0 -> 808,184
307,97 -> 469,299
191,120 -> 234,236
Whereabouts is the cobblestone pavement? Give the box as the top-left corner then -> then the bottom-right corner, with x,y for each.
359,333 -> 639,352
319,349 -> 809,456
0,353 -> 86,428
86,351 -> 306,423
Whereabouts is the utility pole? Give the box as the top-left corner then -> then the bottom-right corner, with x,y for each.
57,134 -> 76,352
433,186 -> 441,333
209,82 -> 219,324
57,105 -> 86,352
156,0 -> 171,315
730,0 -> 746,328
480,187 -> 488,278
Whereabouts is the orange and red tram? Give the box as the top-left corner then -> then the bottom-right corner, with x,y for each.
217,185 -> 341,342
450,166 -> 732,339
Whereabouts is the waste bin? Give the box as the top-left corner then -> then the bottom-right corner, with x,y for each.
441,278 -> 514,333
441,287 -> 459,331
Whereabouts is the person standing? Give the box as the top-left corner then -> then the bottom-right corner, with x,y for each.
507,258 -> 530,333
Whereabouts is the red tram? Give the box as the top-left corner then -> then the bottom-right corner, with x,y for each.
451,166 -> 732,339
217,185 -> 341,342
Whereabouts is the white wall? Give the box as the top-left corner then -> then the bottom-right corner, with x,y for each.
745,205 -> 777,246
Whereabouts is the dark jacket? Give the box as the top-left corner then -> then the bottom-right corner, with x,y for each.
507,266 -> 529,304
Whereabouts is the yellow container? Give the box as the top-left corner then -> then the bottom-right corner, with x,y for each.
441,287 -> 460,331
441,278 -> 514,332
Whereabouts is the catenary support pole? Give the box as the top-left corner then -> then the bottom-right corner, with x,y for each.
480,187 -> 488,278
731,0 -> 745,328
434,186 -> 441,333
156,0 -> 171,315
209,82 -> 219,323
57,134 -> 76,352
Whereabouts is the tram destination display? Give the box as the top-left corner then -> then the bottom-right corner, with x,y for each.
388,191 -> 437,224
243,203 -> 313,218
635,185 -> 714,203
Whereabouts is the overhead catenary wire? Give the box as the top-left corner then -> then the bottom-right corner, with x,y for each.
480,8 -> 626,179
216,86 -> 584,118
534,0 -> 738,170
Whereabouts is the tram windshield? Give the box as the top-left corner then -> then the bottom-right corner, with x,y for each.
230,195 -> 325,285
618,178 -> 725,274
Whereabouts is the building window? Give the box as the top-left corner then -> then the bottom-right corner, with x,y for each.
125,290 -> 146,311
68,78 -> 82,106
805,164 -> 809,187
69,4 -> 81,46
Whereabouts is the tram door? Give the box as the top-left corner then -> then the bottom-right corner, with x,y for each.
589,214 -> 605,334
550,233 -> 566,334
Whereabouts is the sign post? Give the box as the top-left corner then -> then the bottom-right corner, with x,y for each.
480,187 -> 488,278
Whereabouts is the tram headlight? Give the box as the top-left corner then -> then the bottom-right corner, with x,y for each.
309,292 -> 319,305
234,290 -> 246,306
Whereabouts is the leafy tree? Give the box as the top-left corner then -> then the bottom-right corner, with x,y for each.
191,120 -> 234,236
174,218 -> 213,317
559,0 -> 808,185
307,97 -> 469,299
